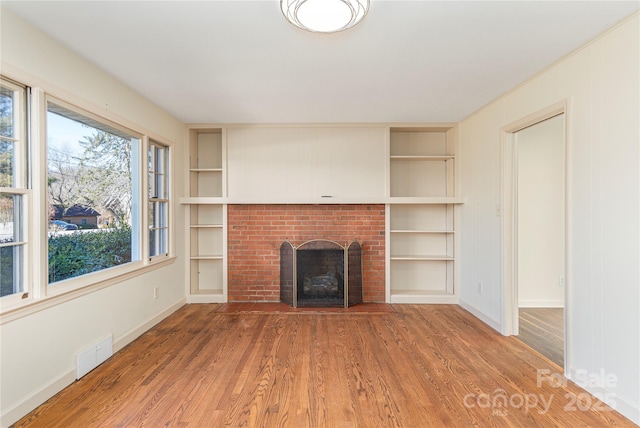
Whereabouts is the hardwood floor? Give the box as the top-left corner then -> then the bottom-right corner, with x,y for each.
14,305 -> 634,427
518,308 -> 564,368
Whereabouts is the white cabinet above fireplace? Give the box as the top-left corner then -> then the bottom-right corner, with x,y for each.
225,126 -> 387,201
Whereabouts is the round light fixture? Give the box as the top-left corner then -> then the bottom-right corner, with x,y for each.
281,0 -> 369,33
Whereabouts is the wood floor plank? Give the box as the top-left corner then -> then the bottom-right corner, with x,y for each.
12,304 -> 635,428
518,308 -> 564,367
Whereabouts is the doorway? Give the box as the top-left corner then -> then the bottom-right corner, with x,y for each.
502,106 -> 567,370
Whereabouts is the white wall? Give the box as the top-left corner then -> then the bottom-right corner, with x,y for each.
0,9 -> 187,426
517,115 -> 565,308
459,13 -> 639,424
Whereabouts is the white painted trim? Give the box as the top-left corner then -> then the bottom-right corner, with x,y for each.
501,102 -> 567,328
0,257 -> 177,325
458,299 -> 502,333
0,298 -> 185,427
385,204 -> 391,303
179,196 -> 465,205
0,369 -> 76,428
518,300 -> 564,308
389,294 -> 458,304
186,122 -> 456,130
566,367 -> 640,426
113,298 -> 186,352
0,63 -> 183,145
186,294 -> 226,304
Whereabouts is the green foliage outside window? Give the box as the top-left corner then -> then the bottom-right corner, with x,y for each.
47,227 -> 132,284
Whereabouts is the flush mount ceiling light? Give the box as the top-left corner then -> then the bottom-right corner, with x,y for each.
281,0 -> 369,33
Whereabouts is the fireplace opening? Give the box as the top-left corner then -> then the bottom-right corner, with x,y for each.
297,248 -> 344,307
280,239 -> 362,307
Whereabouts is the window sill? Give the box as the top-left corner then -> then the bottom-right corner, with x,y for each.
0,256 -> 177,325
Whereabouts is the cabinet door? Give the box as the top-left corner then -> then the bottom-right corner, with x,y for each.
227,127 -> 386,199
312,127 -> 387,198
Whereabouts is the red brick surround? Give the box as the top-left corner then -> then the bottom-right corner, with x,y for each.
227,204 -> 385,303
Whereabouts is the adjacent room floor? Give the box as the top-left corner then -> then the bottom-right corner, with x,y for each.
517,307 -> 564,368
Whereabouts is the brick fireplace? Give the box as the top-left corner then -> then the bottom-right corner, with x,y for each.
227,204 -> 385,302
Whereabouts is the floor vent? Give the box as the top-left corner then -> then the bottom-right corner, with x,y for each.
76,335 -> 113,379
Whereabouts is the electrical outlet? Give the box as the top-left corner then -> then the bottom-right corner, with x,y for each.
559,276 -> 565,286
477,282 -> 483,294
153,286 -> 159,299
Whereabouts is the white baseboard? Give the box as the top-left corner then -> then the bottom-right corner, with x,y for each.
458,299 -> 502,333
0,298 -> 186,428
1,369 -> 76,428
566,367 -> 639,426
114,298 -> 186,352
519,300 -> 564,308
186,294 -> 226,304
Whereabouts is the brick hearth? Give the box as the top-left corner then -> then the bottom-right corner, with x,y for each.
227,204 -> 385,302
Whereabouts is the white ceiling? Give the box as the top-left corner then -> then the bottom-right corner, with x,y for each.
3,1 -> 639,124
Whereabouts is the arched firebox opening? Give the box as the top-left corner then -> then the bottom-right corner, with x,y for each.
280,239 -> 362,308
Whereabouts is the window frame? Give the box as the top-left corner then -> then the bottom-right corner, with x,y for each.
0,76 -> 176,317
0,78 -> 30,306
147,139 -> 170,260
44,95 -> 145,292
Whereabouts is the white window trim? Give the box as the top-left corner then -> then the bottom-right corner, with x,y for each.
147,138 -> 171,261
0,78 -> 30,306
0,78 -> 177,321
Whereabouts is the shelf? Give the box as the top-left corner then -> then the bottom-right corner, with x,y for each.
191,289 -> 223,296
390,255 -> 454,261
181,197 -> 226,204
390,230 -> 454,234
388,127 -> 458,302
180,196 -> 464,205
390,155 -> 454,161
190,168 -> 223,172
389,290 -> 457,304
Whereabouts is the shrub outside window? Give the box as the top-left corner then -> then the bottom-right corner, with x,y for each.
46,101 -> 141,285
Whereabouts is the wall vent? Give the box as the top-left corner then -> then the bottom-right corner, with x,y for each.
76,335 -> 113,379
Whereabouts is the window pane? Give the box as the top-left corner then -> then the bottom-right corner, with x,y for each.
1,193 -> 23,297
158,227 -> 167,256
159,201 -> 167,227
0,193 -> 21,242
148,142 -> 169,258
149,228 -> 156,256
47,103 -> 137,284
0,138 -> 14,188
1,81 -> 21,188
149,201 -> 157,229
0,85 -> 15,138
0,244 -> 23,297
155,172 -> 165,199
148,171 -> 156,199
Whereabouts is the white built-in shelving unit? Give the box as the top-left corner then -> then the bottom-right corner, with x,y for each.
186,128 -> 226,302
180,124 -> 462,304
387,127 -> 461,303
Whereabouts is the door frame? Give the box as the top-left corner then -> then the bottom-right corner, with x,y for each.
500,100 -> 570,371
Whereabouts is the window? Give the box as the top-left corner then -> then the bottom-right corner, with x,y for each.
0,79 -> 27,298
46,100 -> 141,285
148,141 -> 169,257
1,75 -> 174,311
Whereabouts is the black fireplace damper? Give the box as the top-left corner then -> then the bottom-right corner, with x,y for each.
280,239 -> 362,308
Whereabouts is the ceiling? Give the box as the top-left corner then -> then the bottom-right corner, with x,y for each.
3,1 -> 639,124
